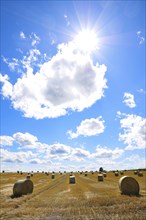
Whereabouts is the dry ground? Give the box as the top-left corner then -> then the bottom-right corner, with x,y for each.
0,171 -> 146,220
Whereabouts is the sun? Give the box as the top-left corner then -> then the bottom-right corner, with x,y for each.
74,29 -> 99,53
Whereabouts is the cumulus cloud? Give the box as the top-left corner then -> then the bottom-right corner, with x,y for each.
92,145 -> 124,159
1,149 -> 34,163
0,136 -> 14,146
118,112 -> 146,150
137,31 -> 145,44
20,31 -> 26,39
49,143 -> 71,155
45,143 -> 90,162
67,116 -> 105,139
0,132 -> 125,168
0,132 -> 47,150
13,132 -> 38,148
0,73 -> 13,98
123,92 -> 136,108
0,34 -> 107,119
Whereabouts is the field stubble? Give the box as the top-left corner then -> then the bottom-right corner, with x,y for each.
0,171 -> 146,220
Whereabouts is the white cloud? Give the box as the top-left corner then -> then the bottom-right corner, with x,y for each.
92,145 -> 124,159
123,92 -> 136,108
49,143 -> 71,155
0,149 -> 34,163
20,31 -> 26,39
118,112 -> 146,150
137,31 -> 145,44
137,88 -> 146,94
2,57 -> 19,72
0,132 -> 47,151
64,14 -> 70,26
30,33 -> 40,46
13,132 -> 38,148
0,136 -> 14,146
118,154 -> 146,170
0,74 -> 13,98
67,116 -> 105,139
0,36 -> 107,119
45,143 -> 90,162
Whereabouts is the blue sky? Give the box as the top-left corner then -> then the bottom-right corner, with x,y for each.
0,0 -> 145,172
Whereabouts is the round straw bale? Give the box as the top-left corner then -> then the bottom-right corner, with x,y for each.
26,175 -> 31,179
119,176 -> 139,196
69,175 -> 75,184
103,173 -> 107,177
134,170 -> 138,175
13,179 -> 33,197
85,173 -> 87,176
115,171 -> 119,176
98,174 -> 103,181
138,172 -> 143,177
120,171 -> 124,175
52,174 -> 55,179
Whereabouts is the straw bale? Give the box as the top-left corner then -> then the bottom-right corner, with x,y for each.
26,175 -> 31,179
69,176 -> 75,184
138,172 -> 143,177
119,176 -> 139,195
52,174 -> 55,179
115,172 -> 119,176
98,174 -> 103,181
13,179 -> 33,197
103,173 -> 107,177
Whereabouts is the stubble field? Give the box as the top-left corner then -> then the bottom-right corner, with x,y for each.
0,170 -> 146,220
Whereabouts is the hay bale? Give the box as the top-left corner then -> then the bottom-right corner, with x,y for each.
52,174 -> 55,179
120,171 -> 124,175
115,172 -> 119,176
138,172 -> 143,177
69,176 -> 75,184
13,179 -> 33,197
85,173 -> 87,176
98,174 -> 103,181
134,170 -> 138,175
103,173 -> 107,177
119,176 -> 139,196
26,175 -> 31,179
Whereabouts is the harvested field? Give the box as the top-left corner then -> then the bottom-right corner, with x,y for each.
0,171 -> 146,220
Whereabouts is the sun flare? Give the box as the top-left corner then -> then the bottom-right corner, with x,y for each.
74,29 -> 98,53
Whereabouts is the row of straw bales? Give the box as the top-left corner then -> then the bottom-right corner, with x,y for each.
134,170 -> 143,176
12,172 -> 142,197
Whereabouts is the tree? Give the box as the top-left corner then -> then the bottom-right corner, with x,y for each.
99,167 -> 103,172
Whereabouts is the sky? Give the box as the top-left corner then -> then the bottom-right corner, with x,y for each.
0,0 -> 145,172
